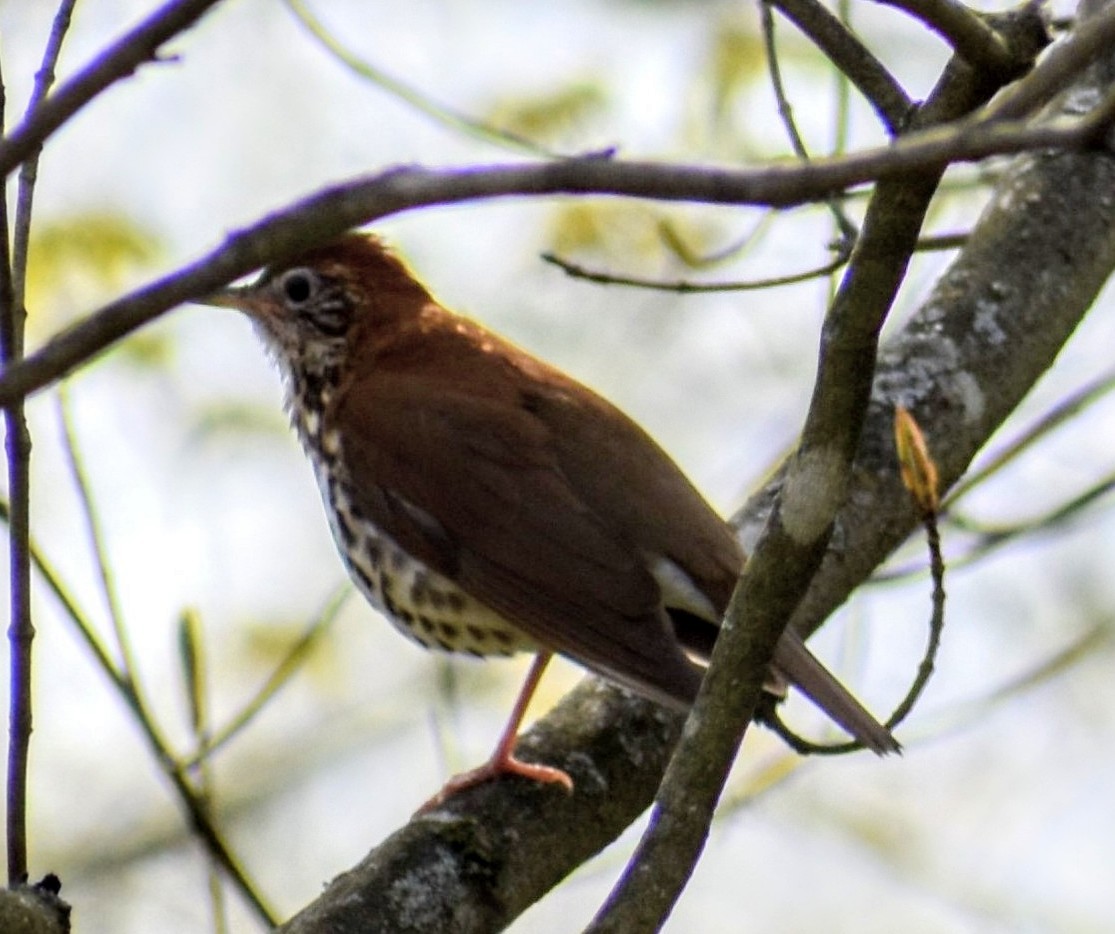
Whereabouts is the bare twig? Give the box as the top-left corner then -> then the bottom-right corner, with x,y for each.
182,586 -> 351,768
0,0 -> 228,178
769,407 -> 946,754
282,0 -> 556,156
653,211 -> 777,268
178,610 -> 231,934
916,229 -> 968,250
3,0 -> 77,885
54,401 -> 276,924
832,0 -> 856,155
0,491 -> 278,925
12,0 -> 76,299
871,0 -> 1016,74
952,475 -> 1115,559
948,366 -> 1115,504
770,0 -> 912,133
0,52 -> 32,890
759,0 -> 858,240
769,505 -> 946,753
540,246 -> 851,292
58,390 -> 144,693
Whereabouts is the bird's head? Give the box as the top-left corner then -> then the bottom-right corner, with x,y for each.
201,233 -> 432,375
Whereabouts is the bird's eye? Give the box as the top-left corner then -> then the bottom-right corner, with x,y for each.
270,265 -> 350,336
276,268 -> 319,308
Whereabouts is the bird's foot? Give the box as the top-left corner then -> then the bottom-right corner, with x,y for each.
417,754 -> 573,813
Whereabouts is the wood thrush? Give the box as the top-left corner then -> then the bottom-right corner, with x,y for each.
203,233 -> 898,804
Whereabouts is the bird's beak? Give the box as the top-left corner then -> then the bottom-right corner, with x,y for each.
195,285 -> 277,325
196,284 -> 278,327
194,285 -> 251,310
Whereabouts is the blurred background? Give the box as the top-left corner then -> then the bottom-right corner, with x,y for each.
1,0 -> 1113,931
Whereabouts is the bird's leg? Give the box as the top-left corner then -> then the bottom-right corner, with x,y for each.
418,652 -> 573,812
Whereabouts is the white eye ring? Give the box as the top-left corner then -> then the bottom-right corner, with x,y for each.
276,267 -> 320,308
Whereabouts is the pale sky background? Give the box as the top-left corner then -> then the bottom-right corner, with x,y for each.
1,1 -> 1114,932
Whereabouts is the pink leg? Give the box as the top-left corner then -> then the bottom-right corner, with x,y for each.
418,653 -> 573,811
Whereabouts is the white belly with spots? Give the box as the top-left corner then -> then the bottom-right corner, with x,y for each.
309,454 -> 534,657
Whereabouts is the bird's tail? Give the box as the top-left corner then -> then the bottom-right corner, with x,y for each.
770,629 -> 900,755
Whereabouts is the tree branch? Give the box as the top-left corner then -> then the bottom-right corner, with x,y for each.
985,0 -> 1115,119
276,681 -> 685,934
2,0 -> 78,885
0,0 -> 228,179
584,11 -> 1048,929
769,0 -> 913,134
4,79 -> 1115,410
871,0 -> 1017,74
773,130 -> 1115,644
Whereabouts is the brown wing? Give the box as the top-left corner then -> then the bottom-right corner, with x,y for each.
332,318 -> 898,751
331,332 -> 716,704
517,380 -> 744,609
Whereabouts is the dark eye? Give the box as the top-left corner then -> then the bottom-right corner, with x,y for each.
276,268 -> 319,308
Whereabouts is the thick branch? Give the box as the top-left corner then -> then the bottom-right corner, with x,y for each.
277,681 -> 684,934
771,145 -> 1115,642
986,0 -> 1115,119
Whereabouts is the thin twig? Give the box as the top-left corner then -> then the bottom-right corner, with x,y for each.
12,0 -> 75,300
3,0 -> 77,884
770,0 -> 912,133
657,211 -> 777,268
759,0 -> 858,241
832,0 -> 855,155
541,246 -> 851,292
948,367 -> 1115,505
282,0 -> 557,157
57,400 -> 276,924
182,586 -> 351,768
767,509 -> 945,754
0,495 -> 278,926
0,50 -> 32,889
58,389 -> 148,698
915,230 -> 968,251
0,507 -> 120,691
954,474 -> 1115,552
948,624 -> 1109,719
0,0 -> 228,178
871,0 -> 1015,74
178,610 -> 230,934
880,480 -> 1114,582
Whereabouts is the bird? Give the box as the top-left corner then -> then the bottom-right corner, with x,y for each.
201,232 -> 898,804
